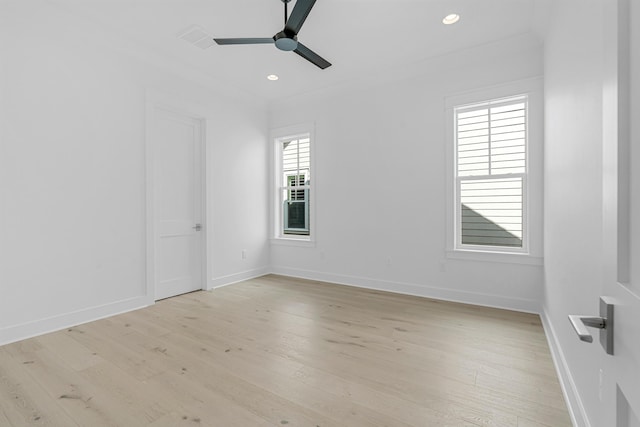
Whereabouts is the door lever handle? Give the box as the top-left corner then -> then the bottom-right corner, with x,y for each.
192,223 -> 202,231
568,315 -> 605,343
567,297 -> 614,355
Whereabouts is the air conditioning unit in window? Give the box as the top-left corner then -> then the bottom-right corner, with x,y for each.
283,190 -> 309,235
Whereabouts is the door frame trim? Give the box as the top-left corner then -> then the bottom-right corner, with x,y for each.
145,92 -> 208,302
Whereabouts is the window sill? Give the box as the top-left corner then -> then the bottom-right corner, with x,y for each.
446,249 -> 543,265
270,237 -> 316,248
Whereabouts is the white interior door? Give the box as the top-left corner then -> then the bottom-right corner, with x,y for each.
153,107 -> 204,300
600,0 -> 640,425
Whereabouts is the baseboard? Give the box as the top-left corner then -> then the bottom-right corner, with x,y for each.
540,308 -> 589,427
270,266 -> 541,314
0,295 -> 152,347
208,266 -> 271,290
0,266 -> 270,347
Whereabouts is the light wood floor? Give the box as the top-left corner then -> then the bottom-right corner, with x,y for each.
0,275 -> 571,426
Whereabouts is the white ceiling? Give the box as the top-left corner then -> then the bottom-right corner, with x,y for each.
48,0 -> 547,103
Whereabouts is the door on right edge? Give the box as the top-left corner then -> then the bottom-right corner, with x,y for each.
600,0 -> 640,425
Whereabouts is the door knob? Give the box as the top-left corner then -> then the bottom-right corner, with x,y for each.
568,297 -> 614,355
193,223 -> 202,231
568,315 -> 605,343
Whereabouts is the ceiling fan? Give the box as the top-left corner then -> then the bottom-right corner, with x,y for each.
213,0 -> 331,69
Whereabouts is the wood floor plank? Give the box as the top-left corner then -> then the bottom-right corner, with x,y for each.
35,332 -> 104,372
0,274 -> 572,426
2,342 -> 142,426
0,349 -> 80,426
145,370 -> 275,426
159,330 -> 417,427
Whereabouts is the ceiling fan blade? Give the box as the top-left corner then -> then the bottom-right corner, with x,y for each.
294,42 -> 331,69
214,38 -> 274,45
284,0 -> 317,35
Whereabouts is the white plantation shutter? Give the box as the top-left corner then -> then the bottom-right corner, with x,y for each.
455,96 -> 527,249
282,138 -> 310,176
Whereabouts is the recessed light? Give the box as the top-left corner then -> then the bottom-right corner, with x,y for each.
442,13 -> 460,25
267,74 -> 279,81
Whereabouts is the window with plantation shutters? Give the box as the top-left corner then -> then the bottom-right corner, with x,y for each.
455,96 -> 527,250
278,136 -> 311,236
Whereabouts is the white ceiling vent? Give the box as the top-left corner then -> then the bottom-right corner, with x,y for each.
177,25 -> 216,50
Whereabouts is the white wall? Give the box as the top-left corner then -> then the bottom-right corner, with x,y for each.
268,36 -> 545,312
542,0 -> 605,425
0,1 -> 269,345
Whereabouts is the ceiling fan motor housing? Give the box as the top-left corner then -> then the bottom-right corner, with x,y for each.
274,31 -> 298,51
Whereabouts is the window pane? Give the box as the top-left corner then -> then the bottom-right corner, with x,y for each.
283,190 -> 309,235
456,98 -> 526,178
282,137 -> 310,177
460,177 -> 523,247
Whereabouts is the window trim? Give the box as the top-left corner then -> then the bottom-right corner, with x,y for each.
270,123 -> 316,246
445,78 -> 543,264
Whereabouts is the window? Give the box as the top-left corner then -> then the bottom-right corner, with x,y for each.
454,95 -> 528,251
274,131 -> 312,240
